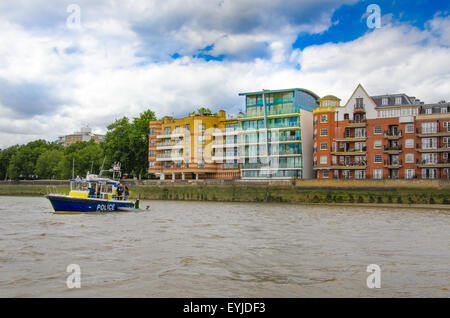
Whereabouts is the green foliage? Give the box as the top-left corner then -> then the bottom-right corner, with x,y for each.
0,145 -> 19,180
1,108 -> 156,180
103,110 -> 156,178
57,141 -> 105,179
6,140 -> 61,180
35,149 -> 64,179
189,107 -> 217,116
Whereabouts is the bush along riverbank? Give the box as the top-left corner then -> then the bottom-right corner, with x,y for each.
1,183 -> 450,207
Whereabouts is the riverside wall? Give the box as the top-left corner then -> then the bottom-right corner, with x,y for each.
1,179 -> 450,206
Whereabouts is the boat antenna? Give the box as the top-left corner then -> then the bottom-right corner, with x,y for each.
99,156 -> 106,176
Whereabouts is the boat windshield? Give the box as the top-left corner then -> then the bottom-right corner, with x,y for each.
71,181 -> 90,192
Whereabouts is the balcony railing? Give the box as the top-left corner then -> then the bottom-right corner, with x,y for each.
384,159 -> 402,166
384,130 -> 403,138
384,145 -> 403,151
222,163 -> 239,169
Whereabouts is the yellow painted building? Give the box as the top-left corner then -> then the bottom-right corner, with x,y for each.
148,110 -> 240,180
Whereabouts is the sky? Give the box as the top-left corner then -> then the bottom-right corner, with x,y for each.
0,0 -> 449,148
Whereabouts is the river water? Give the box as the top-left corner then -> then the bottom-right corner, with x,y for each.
0,196 -> 448,297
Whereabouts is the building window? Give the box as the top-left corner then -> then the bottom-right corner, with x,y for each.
395,97 -> 402,105
197,147 -> 204,158
150,139 -> 155,146
320,114 -> 328,123
324,100 -> 329,107
442,108 -> 448,114
374,154 -> 382,163
425,108 -> 432,114
198,135 -> 205,145
149,128 -> 155,135
320,128 -> 328,136
373,169 -> 383,179
149,162 -> 154,169
320,142 -> 328,150
185,162 -> 189,168
323,170 -> 329,178
382,98 -> 388,105
198,123 -> 206,133
373,140 -> 382,149
355,170 -> 366,179
405,124 -> 414,133
422,122 -> 437,133
374,126 -> 382,134
422,138 -> 437,149
405,139 -> 414,148
320,156 -> 328,164
150,150 -> 154,157
444,122 -> 450,132
356,98 -> 364,108
405,153 -> 414,163
198,160 -> 204,169
405,169 -> 415,179
164,127 -> 171,135
186,124 -> 190,132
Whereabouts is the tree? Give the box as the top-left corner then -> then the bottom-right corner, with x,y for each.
7,140 -> 54,180
189,107 -> 216,116
103,109 -> 156,178
56,140 -> 105,179
35,149 -> 64,179
0,145 -> 19,180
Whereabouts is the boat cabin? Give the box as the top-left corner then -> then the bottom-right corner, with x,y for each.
69,174 -> 120,200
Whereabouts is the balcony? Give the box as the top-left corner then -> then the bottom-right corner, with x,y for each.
416,159 -> 450,168
156,141 -> 184,150
347,119 -> 367,127
353,105 -> 365,112
333,135 -> 367,142
383,159 -> 402,168
222,163 -> 239,169
416,127 -> 450,137
156,132 -> 185,139
212,129 -> 240,137
416,144 -> 450,152
384,130 -> 403,139
383,145 -> 403,154
156,153 -> 184,161
331,146 -> 367,156
328,162 -> 367,170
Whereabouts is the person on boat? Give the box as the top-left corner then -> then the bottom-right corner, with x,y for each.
88,186 -> 95,198
117,183 -> 124,200
124,186 -> 129,200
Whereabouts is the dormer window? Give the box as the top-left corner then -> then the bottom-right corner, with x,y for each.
331,100 -> 337,106
324,100 -> 329,107
382,98 -> 388,105
395,97 -> 402,105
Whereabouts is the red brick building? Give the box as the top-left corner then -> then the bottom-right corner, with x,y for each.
313,84 -> 450,179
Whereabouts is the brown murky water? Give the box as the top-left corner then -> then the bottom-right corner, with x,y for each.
0,196 -> 448,297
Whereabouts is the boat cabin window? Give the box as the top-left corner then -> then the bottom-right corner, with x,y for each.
71,182 -> 89,191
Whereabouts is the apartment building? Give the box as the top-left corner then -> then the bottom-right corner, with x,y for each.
237,88 -> 319,179
57,126 -> 105,147
149,88 -> 320,180
415,102 -> 450,179
148,110 -> 240,180
313,84 -> 450,179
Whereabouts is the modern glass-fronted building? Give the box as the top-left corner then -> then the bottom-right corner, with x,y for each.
237,88 -> 320,179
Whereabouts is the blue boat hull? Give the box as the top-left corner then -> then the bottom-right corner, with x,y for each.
46,194 -> 137,213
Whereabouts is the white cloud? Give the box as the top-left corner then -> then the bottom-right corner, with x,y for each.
0,1 -> 449,149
